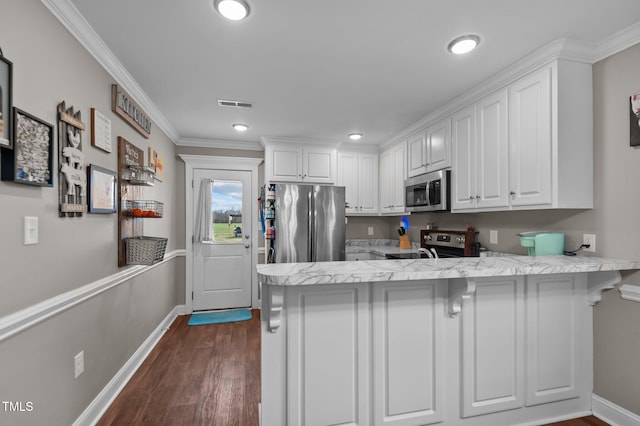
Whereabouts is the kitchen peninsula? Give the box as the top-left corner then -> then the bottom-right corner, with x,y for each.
257,255 -> 640,426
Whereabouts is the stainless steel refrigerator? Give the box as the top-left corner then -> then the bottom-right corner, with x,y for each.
274,184 -> 346,263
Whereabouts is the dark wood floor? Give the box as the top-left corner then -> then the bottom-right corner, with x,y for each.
97,309 -> 607,426
97,310 -> 261,426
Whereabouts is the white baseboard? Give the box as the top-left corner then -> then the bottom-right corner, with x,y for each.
73,305 -> 186,426
593,394 -> 640,426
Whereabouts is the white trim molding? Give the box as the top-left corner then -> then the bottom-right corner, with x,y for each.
179,155 -> 263,313
176,137 -> 264,151
72,305 -> 186,426
619,284 -> 640,302
0,249 -> 186,343
40,0 -> 180,143
593,394 -> 640,426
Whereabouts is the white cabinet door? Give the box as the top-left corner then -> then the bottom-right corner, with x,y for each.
379,149 -> 394,213
266,144 -> 336,184
476,89 -> 510,209
269,145 -> 302,182
380,141 -> 407,214
451,105 -> 477,210
509,66 -> 552,207
391,141 -> 407,211
338,151 -> 378,215
525,274 -> 584,406
337,152 -> 359,214
373,281 -> 444,426
425,118 -> 451,172
304,147 -> 336,184
461,277 -> 525,418
287,284 -> 371,426
407,131 -> 427,177
358,153 -> 379,213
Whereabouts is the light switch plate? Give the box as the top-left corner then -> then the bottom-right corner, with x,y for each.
489,230 -> 498,245
24,216 -> 38,245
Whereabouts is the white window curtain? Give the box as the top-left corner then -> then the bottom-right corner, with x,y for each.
195,178 -> 214,242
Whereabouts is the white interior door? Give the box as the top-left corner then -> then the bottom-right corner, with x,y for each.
193,168 -> 252,311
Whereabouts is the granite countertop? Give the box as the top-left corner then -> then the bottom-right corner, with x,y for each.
257,255 -> 640,286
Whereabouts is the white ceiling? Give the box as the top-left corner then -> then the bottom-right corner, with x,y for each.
62,0 -> 640,148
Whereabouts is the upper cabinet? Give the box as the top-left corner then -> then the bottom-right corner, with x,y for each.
380,140 -> 407,214
407,117 -> 452,178
338,151 -> 379,215
452,89 -> 510,211
265,141 -> 337,184
451,59 -> 593,212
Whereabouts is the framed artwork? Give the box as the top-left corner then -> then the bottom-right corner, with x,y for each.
0,54 -> 13,149
2,108 -> 54,186
630,93 -> 640,146
87,164 -> 117,213
148,147 -> 164,181
90,108 -> 112,153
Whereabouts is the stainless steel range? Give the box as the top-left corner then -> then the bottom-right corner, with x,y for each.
385,229 -> 479,259
421,229 -> 479,257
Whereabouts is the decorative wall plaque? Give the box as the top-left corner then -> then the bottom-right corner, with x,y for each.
111,84 -> 151,139
90,108 -> 112,153
58,101 -> 88,217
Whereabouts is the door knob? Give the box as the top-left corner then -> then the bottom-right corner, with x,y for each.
244,243 -> 250,249
244,234 -> 250,239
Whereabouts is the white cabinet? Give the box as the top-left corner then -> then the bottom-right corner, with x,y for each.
452,89 -> 509,211
525,274 -> 584,406
508,66 -> 552,207
452,59 -> 593,212
379,141 -> 407,214
286,284 -> 371,426
372,280 -> 445,426
460,276 -> 525,417
265,143 -> 337,184
460,274 -> 587,418
407,118 -> 452,178
337,151 -> 378,215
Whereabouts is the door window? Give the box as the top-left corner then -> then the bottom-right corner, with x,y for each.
211,180 -> 243,243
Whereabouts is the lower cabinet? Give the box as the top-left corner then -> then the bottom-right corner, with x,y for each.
372,281 -> 445,426
460,274 -> 586,418
286,284 -> 371,426
275,274 -> 590,426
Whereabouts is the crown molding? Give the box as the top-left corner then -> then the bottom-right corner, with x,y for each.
260,136 -> 341,148
619,284 -> 640,302
176,137 -> 264,151
40,0 -> 180,143
593,20 -> 640,63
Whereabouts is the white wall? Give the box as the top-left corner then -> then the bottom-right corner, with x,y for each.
0,0 -> 184,424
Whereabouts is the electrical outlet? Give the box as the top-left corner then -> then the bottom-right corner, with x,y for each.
489,230 -> 498,245
583,234 -> 596,253
74,351 -> 84,378
368,226 -> 374,236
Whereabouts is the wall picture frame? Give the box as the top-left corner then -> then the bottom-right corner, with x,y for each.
1,108 -> 54,186
87,164 -> 117,213
630,93 -> 640,146
0,54 -> 13,149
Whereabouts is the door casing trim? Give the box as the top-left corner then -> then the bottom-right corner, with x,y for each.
179,155 -> 263,313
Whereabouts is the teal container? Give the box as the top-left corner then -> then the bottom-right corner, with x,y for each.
519,232 -> 565,256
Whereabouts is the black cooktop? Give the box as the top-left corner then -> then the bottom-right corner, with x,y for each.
385,252 -> 428,260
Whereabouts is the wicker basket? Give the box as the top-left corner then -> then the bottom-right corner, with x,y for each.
125,237 -> 168,265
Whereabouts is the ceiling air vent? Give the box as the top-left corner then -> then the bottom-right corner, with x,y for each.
217,99 -> 253,108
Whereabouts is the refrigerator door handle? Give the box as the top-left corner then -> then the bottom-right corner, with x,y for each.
308,189 -> 314,262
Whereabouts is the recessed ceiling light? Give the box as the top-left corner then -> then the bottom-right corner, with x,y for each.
232,123 -> 249,132
215,0 -> 249,21
447,35 -> 480,55
348,133 -> 363,141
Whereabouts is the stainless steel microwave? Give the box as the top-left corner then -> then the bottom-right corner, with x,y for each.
405,169 -> 451,212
